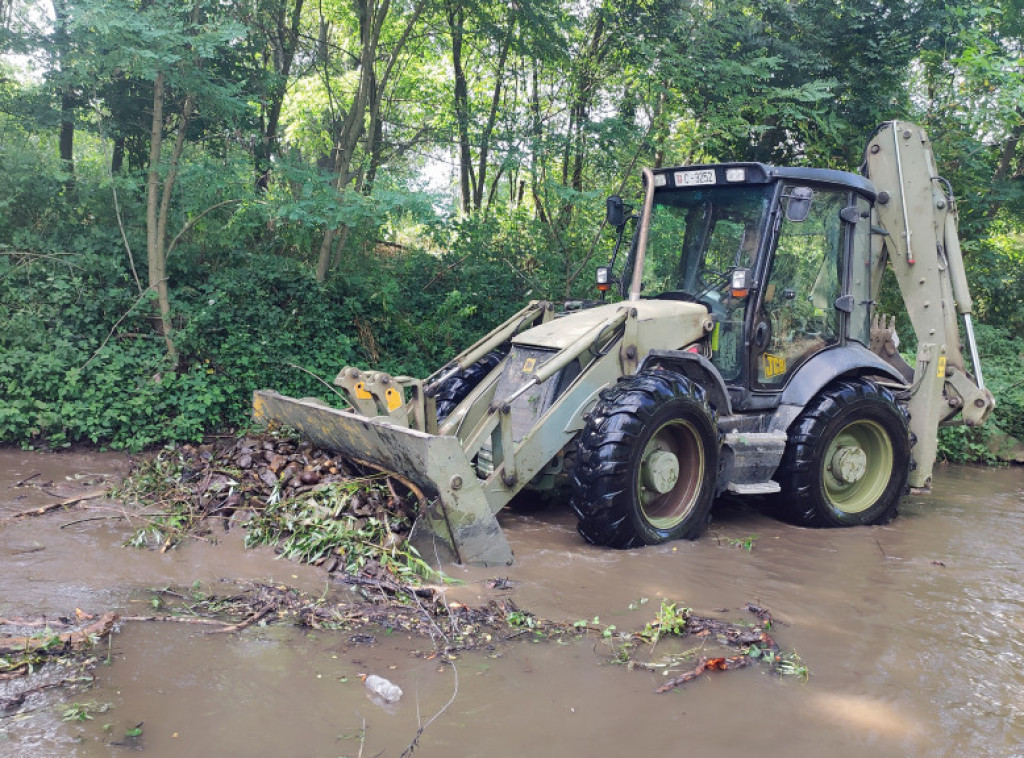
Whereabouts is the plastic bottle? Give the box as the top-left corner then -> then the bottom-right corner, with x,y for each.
362,673 -> 403,703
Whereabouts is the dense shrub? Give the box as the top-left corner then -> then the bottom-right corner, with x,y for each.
0,211 -> 565,449
935,323 -> 1023,463
0,247 -> 228,450
0,127 -> 1019,461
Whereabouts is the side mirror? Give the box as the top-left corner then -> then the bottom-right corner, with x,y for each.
785,187 -> 813,222
839,205 -> 861,224
606,195 -> 626,227
596,266 -> 612,292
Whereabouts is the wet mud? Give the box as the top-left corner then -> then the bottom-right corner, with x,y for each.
1,447 -> 1023,757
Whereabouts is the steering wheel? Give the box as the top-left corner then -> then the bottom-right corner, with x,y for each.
695,268 -> 732,301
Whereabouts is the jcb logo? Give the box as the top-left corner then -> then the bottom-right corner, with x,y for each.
761,353 -> 787,378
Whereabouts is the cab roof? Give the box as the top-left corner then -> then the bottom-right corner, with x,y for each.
651,162 -> 877,201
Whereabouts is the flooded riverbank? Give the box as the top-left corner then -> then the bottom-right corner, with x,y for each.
1,448 -> 1022,757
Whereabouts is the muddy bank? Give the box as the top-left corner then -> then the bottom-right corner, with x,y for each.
1,447 -> 1023,756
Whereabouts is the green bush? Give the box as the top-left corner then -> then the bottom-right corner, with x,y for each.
0,212 -> 563,449
936,425 -> 998,465
935,323 -> 1023,463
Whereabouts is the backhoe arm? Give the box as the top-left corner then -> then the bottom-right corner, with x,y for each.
863,121 -> 995,488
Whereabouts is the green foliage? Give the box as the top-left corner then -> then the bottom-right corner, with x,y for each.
507,610 -> 537,629
936,425 -> 999,466
0,0 -> 1021,462
726,534 -> 759,552
983,330 -> 1024,442
936,323 -> 1023,463
244,481 -> 437,581
0,192 -> 571,450
747,646 -> 810,680
119,447 -> 215,548
774,653 -> 810,681
61,701 -> 110,722
962,229 -> 1024,336
639,600 -> 691,644
0,240 -> 229,450
172,252 -> 360,415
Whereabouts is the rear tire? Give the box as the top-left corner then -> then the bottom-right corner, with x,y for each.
571,371 -> 719,548
774,379 -> 910,527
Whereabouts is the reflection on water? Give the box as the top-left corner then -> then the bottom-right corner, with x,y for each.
1,449 -> 1022,757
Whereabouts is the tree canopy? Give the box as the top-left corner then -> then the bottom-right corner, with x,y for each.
0,0 -> 1021,454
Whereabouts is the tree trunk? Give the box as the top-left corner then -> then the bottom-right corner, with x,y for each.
530,60 -> 547,223
363,68 -> 384,192
146,72 -> 175,363
255,0 -> 305,190
112,136 -> 125,174
314,0 -> 378,281
987,113 -> 1023,219
52,0 -> 75,195
315,0 -> 424,281
58,94 -> 74,196
145,72 -> 194,366
59,92 -> 75,182
651,87 -> 667,169
447,0 -> 472,215
472,24 -> 512,211
366,0 -> 427,192
568,11 -> 605,196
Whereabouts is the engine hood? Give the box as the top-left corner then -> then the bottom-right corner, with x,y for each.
513,299 -> 711,351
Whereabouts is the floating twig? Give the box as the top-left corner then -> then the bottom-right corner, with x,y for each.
655,655 -> 753,693
0,613 -> 117,655
209,603 -> 276,634
3,489 -> 107,521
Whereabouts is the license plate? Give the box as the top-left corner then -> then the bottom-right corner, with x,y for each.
675,169 -> 716,186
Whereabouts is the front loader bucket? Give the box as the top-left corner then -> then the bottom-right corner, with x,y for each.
253,390 -> 513,567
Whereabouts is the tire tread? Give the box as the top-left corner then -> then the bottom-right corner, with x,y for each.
773,378 -> 911,528
571,371 -> 718,548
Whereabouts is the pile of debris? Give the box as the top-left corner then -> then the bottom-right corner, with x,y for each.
120,431 -> 422,579
172,432 -> 414,520
0,611 -> 118,714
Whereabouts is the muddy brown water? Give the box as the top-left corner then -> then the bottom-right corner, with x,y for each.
1,448 -> 1023,757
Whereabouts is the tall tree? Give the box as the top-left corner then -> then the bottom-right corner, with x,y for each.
69,0 -> 246,362
313,0 -> 425,282
242,0 -> 308,189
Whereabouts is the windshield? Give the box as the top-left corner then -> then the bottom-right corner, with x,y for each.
632,184 -> 774,300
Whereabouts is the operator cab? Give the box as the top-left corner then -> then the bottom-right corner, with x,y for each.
602,163 -> 877,411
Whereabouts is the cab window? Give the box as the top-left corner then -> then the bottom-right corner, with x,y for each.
754,185 -> 844,387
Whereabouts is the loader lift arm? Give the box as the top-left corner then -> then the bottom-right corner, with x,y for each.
863,121 -> 995,488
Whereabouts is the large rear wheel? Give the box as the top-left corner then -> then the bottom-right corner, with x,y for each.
571,371 -> 719,548
774,379 -> 911,527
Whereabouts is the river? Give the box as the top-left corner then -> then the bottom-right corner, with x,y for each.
1,448 -> 1022,757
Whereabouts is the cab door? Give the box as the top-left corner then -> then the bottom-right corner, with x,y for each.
753,185 -> 845,388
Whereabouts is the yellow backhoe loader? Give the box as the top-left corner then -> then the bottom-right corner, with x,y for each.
254,121 -> 994,566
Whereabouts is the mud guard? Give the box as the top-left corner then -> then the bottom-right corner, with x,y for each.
252,390 -> 513,567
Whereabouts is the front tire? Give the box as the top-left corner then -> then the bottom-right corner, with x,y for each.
775,379 -> 911,527
434,350 -> 506,423
571,371 -> 719,548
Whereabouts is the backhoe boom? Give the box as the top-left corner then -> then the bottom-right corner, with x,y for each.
863,121 -> 995,488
